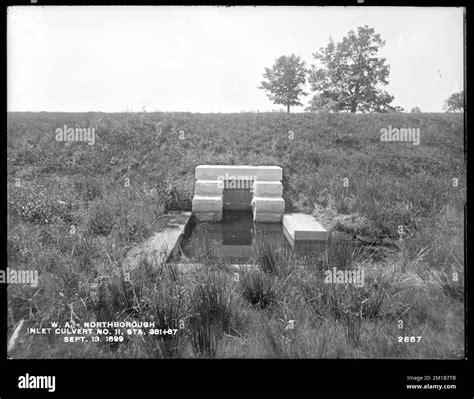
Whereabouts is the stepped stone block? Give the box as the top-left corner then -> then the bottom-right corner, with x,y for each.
195,180 -> 223,196
283,213 -> 329,242
192,165 -> 285,224
192,195 -> 223,221
196,165 -> 282,181
192,195 -> 222,212
253,181 -> 283,197
251,197 -> 285,214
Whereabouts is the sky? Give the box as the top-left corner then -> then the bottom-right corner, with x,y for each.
7,6 -> 465,113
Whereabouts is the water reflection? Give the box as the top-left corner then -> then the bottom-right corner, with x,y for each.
172,210 -> 292,263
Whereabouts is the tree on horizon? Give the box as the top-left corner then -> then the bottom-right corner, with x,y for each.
259,54 -> 308,113
308,26 -> 395,113
443,91 -> 464,112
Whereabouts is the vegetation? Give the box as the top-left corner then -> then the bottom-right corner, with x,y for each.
444,91 -> 464,113
259,54 -> 308,113
308,26 -> 394,113
7,110 -> 464,358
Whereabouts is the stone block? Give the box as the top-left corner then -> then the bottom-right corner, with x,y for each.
195,165 -> 282,181
195,180 -> 223,196
253,181 -> 283,197
283,213 -> 329,242
253,212 -> 283,223
251,197 -> 285,214
192,195 -> 223,213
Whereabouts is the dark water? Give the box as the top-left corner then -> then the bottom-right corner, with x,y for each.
169,210 -> 294,264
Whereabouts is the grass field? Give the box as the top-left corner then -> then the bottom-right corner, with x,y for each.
6,111 -> 465,358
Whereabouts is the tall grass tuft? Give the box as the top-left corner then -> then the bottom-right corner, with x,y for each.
344,311 -> 362,348
142,283 -> 186,358
418,265 -> 464,302
189,270 -> 234,357
88,273 -> 143,321
253,240 -> 294,276
240,268 -> 279,309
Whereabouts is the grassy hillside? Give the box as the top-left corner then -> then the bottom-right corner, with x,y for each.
7,111 -> 465,358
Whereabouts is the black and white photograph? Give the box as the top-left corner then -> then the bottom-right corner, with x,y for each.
3,2 -> 470,392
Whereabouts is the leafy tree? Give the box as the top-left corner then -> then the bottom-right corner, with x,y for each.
308,25 -> 394,113
410,106 -> 421,113
259,54 -> 308,113
444,91 -> 464,112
